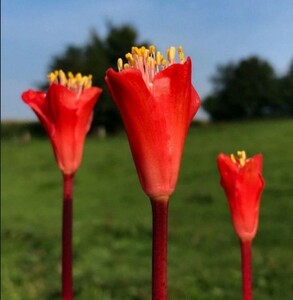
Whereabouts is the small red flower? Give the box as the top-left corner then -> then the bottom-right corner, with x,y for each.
106,46 -> 200,197
217,151 -> 265,242
22,71 -> 102,175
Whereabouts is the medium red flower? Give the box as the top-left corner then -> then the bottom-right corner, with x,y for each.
217,151 -> 265,242
22,71 -> 102,175
106,46 -> 200,197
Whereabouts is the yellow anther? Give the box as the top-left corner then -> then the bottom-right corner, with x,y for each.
75,73 -> 83,88
237,150 -> 246,160
125,53 -> 131,60
178,46 -> 185,63
147,57 -> 155,69
237,150 -> 247,166
140,46 -> 146,56
144,49 -> 150,59
47,69 -> 92,93
125,53 -> 133,64
230,150 -> 247,167
167,47 -> 176,63
132,46 -> 140,55
230,154 -> 237,164
84,75 -> 92,89
58,70 -> 65,76
80,76 -> 86,86
48,72 -> 57,84
149,45 -> 156,55
117,58 -> 123,71
156,51 -> 163,66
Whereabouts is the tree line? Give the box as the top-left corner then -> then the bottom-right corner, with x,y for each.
203,56 -> 293,120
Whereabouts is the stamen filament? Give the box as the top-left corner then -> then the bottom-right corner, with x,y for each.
48,70 -> 92,95
117,45 -> 186,90
230,150 -> 248,167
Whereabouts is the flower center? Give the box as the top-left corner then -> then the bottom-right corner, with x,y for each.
48,70 -> 92,95
117,45 -> 185,90
230,150 -> 248,167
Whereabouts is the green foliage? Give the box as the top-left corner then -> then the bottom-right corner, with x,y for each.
43,24 -> 150,132
2,119 -> 293,299
1,121 -> 45,140
203,56 -> 292,120
279,60 -> 293,116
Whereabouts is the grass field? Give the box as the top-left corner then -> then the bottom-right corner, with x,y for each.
2,119 -> 293,299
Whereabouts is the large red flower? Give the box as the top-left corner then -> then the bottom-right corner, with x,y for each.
106,46 -> 200,197
217,151 -> 265,242
22,71 -> 102,175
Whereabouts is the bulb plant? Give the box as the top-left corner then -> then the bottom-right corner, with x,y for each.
217,151 -> 265,300
106,45 -> 200,300
22,70 -> 102,300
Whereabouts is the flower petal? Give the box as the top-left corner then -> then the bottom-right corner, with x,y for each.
21,89 -> 54,136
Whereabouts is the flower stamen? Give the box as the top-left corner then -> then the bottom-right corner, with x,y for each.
47,70 -> 92,95
117,45 -> 185,90
230,150 -> 248,167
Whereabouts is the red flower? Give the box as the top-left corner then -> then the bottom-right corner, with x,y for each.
217,151 -> 265,242
106,46 -> 200,197
22,71 -> 102,175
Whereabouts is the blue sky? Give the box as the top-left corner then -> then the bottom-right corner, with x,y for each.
2,0 -> 293,120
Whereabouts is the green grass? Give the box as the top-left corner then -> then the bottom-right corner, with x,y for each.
2,119 -> 293,299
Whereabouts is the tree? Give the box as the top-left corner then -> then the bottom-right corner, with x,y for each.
279,60 -> 293,116
42,24 -> 149,132
203,56 -> 280,120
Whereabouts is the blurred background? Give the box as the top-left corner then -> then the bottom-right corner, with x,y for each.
2,1 -> 293,299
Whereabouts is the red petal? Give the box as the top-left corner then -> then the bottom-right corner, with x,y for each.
77,87 -> 102,133
73,87 -> 102,168
21,89 -> 54,136
106,69 -> 168,194
44,85 -> 77,173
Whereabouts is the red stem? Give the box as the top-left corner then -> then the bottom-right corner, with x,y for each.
62,173 -> 74,300
240,240 -> 253,300
150,196 -> 169,300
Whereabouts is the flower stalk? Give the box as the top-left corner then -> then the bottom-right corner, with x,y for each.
150,196 -> 169,300
240,240 -> 253,300
106,45 -> 200,299
22,71 -> 102,299
217,150 -> 265,300
62,174 -> 74,300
